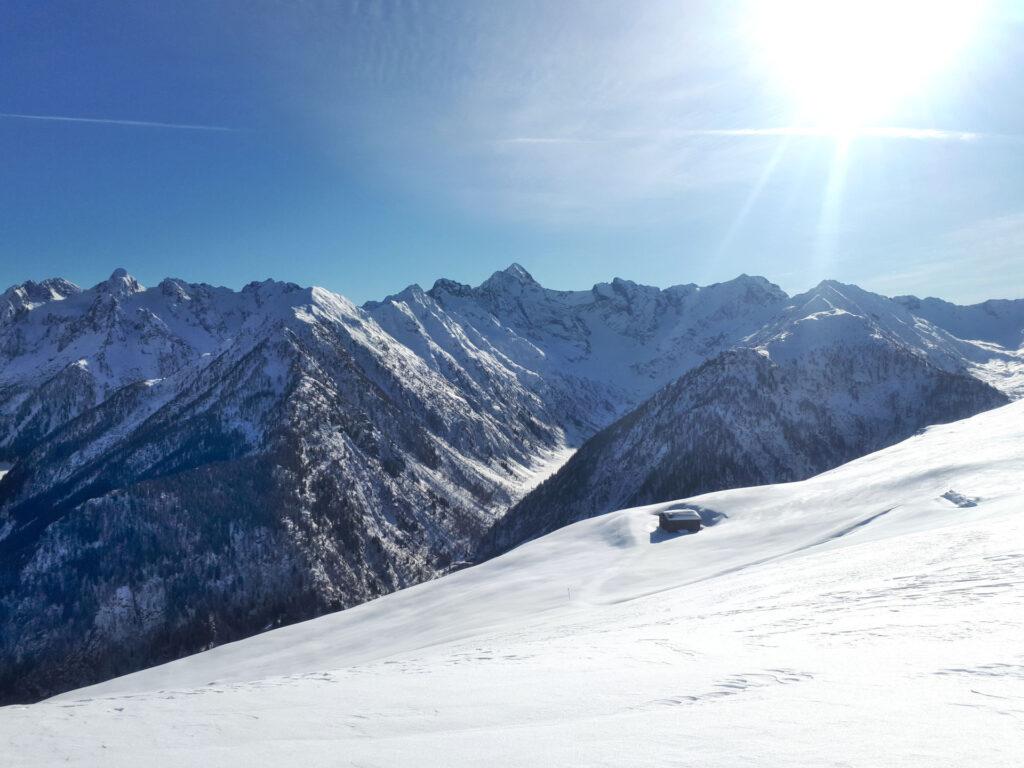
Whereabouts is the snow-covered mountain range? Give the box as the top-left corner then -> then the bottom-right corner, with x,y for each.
490,281 -> 1018,550
0,265 -> 1021,701
4,395 -> 1022,767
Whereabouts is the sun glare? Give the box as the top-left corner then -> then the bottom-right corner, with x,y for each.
748,0 -> 987,133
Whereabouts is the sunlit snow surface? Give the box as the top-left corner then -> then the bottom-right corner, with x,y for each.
4,402 -> 1024,766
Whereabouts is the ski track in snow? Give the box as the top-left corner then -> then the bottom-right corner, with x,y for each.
3,401 -> 1024,766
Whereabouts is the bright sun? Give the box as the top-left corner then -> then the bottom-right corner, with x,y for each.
748,0 -> 987,132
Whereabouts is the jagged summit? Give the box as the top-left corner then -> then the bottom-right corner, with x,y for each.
0,277 -> 81,325
241,277 -> 303,294
2,276 -> 80,299
893,293 -> 1024,349
364,282 -> 428,310
479,263 -> 541,295
501,262 -> 535,282
397,267 -> 786,313
95,267 -> 144,295
158,277 -> 193,301
783,279 -> 910,325
708,273 -> 779,289
426,277 -> 474,300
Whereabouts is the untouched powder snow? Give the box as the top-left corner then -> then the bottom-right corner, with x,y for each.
4,402 -> 1024,765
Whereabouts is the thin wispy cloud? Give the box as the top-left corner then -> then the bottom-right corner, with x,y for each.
486,126 -> 991,218
674,126 -> 987,141
0,112 -> 235,132
498,126 -> 991,146
497,137 -> 603,146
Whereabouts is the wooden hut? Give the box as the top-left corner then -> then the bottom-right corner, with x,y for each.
658,508 -> 702,533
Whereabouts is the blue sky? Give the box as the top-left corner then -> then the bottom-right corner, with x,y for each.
2,0 -> 1023,303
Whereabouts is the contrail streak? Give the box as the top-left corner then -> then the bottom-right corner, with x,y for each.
499,126 -> 996,145
0,112 -> 235,132
673,126 -> 983,141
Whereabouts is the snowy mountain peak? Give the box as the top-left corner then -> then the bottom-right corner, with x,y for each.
784,280 -> 906,325
688,275 -> 788,313
238,279 -> 311,311
722,273 -> 779,290
365,283 -> 429,310
707,273 -> 783,293
0,277 -> 81,324
241,278 -> 302,294
426,277 -> 474,300
158,277 -> 193,302
499,262 -> 535,283
95,268 -> 144,297
0,276 -> 80,325
592,276 -> 654,301
480,263 -> 541,293
3,277 -> 77,301
893,293 -> 1024,350
4,276 -> 81,300
796,278 -> 853,304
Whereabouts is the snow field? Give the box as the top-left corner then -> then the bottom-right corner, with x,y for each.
4,400 -> 1023,766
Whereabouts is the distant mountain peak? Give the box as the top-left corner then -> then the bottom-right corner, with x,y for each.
95,268 -> 144,297
158,278 -> 193,301
369,283 -> 428,309
788,279 -> 865,313
1,277 -> 81,324
241,278 -> 301,293
482,263 -> 539,289
2,276 -> 80,301
426,277 -> 474,301
501,262 -> 535,282
729,273 -> 784,290
698,274 -> 787,304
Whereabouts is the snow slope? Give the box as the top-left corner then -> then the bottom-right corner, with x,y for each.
4,400 -> 1022,766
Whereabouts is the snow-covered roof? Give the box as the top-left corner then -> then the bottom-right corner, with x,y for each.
659,508 -> 702,521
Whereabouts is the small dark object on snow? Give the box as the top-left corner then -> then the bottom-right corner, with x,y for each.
658,508 -> 702,533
